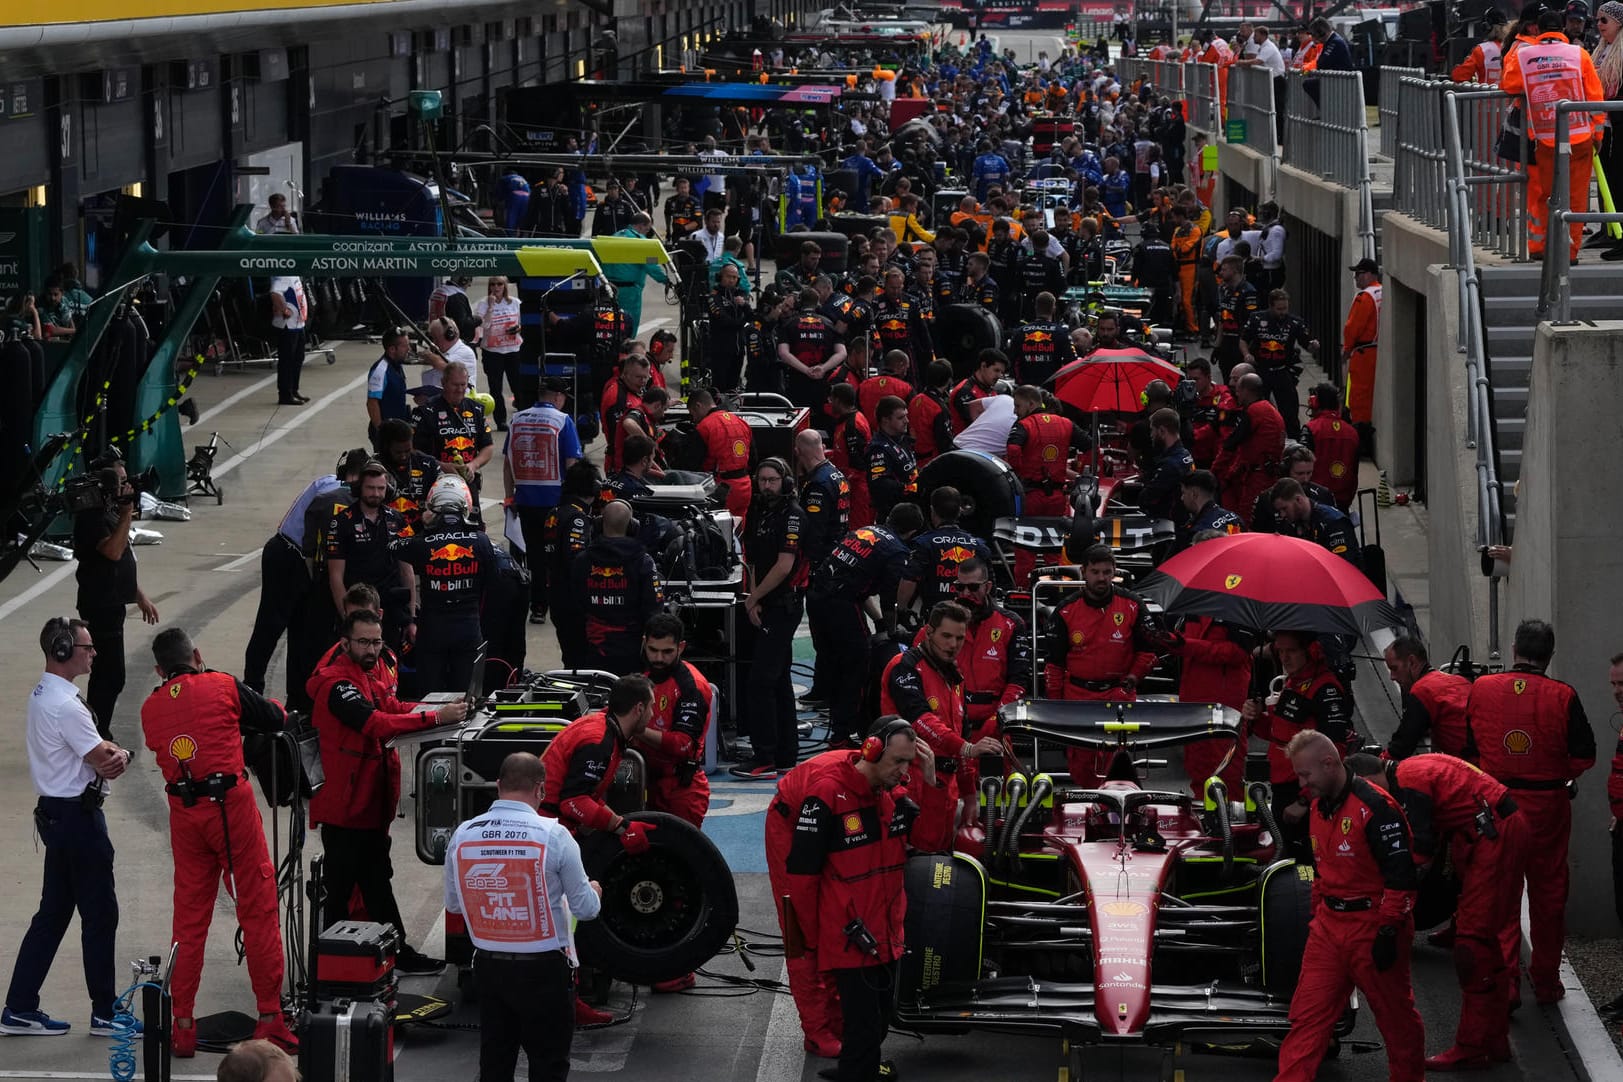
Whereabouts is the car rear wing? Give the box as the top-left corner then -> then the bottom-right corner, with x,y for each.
999,698 -> 1243,752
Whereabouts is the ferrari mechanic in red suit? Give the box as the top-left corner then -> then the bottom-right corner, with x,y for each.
766,749 -> 851,1058
538,674 -> 658,1020
140,627 -> 300,1056
634,614 -> 713,829
921,557 -> 1031,791
1461,619 -> 1594,1006
1169,615 -> 1255,797
307,609 -> 468,975
782,720 -> 953,1082
1275,731 -> 1426,1082
1042,544 -> 1162,784
883,602 -> 980,823
1352,753 -> 1528,1071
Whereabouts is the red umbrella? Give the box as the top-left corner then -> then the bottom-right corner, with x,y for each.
1048,348 -> 1184,414
1135,532 -> 1401,637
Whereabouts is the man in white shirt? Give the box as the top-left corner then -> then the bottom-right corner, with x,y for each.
1237,28 -> 1289,144
3,618 -> 133,1038
1256,201 -> 1287,290
418,318 -> 478,400
698,136 -> 728,211
1247,26 -> 1287,76
255,193 -> 300,235
694,207 -> 728,262
445,752 -> 600,1082
269,275 -> 308,406
955,393 -> 1017,456
1234,21 -> 1259,58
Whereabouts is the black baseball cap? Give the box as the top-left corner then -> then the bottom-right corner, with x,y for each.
1349,258 -> 1380,274
541,376 -> 572,394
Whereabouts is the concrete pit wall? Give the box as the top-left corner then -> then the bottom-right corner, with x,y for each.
1375,212 -> 1493,663
1215,139 -> 1275,212
1504,320 -> 1623,936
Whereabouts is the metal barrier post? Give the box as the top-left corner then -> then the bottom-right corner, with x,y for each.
1378,66 -> 1425,159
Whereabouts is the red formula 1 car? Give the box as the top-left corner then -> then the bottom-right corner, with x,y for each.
895,699 -> 1342,1080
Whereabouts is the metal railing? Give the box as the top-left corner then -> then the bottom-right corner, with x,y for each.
1394,79 -> 1528,260
1114,56 -> 1149,86
1149,58 -> 1182,102
1393,76 -> 1450,231
1439,87 -> 1519,656
1282,69 -> 1364,182
1539,100 -> 1623,322
1281,69 -> 1374,260
1377,65 -> 1424,158
1226,65 -> 1279,159
1185,61 -> 1221,135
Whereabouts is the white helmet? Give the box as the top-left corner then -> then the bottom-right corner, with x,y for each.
425,474 -> 472,520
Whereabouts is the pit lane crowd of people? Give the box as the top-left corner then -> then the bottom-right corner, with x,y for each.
10,33 -> 1623,1082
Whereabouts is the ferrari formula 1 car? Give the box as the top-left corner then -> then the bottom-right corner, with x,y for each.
895,698 -> 1332,1079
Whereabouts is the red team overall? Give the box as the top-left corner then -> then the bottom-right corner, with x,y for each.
637,615 -> 714,828
1006,387 -> 1081,585
1171,617 -> 1254,796
766,748 -> 851,1058
1276,731 -> 1426,1082
1354,753 -> 1528,1070
139,632 -> 299,1054
1042,546 -> 1161,783
690,391 -> 755,521
882,605 -> 975,821
1461,621 -> 1594,1005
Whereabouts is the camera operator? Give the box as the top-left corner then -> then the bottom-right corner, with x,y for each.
781,719 -> 953,1082
73,454 -> 160,737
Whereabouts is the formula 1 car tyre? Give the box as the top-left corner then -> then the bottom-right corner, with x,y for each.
577,810 -> 739,985
1258,858 -> 1313,998
935,304 -> 1004,379
917,450 -> 1024,539
898,853 -> 985,1010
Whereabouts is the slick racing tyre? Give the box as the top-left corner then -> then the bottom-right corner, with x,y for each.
917,450 -> 1024,538
935,304 -> 1004,379
578,811 -> 739,985
1258,859 -> 1314,998
898,853 -> 986,1005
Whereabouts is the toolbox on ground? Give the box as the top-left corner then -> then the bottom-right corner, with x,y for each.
316,921 -> 400,1001
300,997 -> 393,1082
